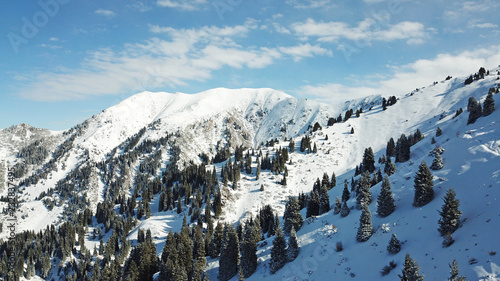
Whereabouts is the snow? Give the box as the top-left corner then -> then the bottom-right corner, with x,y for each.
202,74 -> 500,280
1,70 -> 499,280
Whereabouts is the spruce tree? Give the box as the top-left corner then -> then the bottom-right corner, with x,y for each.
333,197 -> 342,215
342,180 -> 350,202
340,201 -> 350,217
396,134 -> 410,163
449,259 -> 467,281
193,226 -> 207,281
386,138 -> 396,158
178,223 -> 193,279
467,97 -> 482,125
289,138 -> 295,153
219,225 -> 240,281
413,161 -> 434,207
208,223 -> 223,258
438,188 -> 462,236
436,127 -> 442,137
430,152 -> 444,170
306,190 -> 320,218
356,204 -> 373,242
356,172 -> 372,210
377,176 -> 395,217
483,92 -> 495,116
256,159 -> 261,180
214,188 -> 222,218
177,196 -> 183,214
287,227 -> 300,262
330,171 -> 336,189
319,186 -> 331,214
400,253 -> 424,281
240,225 -> 257,278
384,157 -> 396,176
387,233 -> 401,254
283,197 -> 303,235
270,226 -> 287,274
467,96 -> 477,111
362,147 -> 376,173
322,172 -> 330,189
128,260 -> 140,281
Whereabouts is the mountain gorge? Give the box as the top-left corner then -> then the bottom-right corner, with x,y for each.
1,68 -> 499,281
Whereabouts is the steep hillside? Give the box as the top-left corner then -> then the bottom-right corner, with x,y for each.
0,69 -> 499,281
210,74 -> 500,280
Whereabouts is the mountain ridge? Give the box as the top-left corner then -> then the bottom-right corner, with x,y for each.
1,70 -> 499,281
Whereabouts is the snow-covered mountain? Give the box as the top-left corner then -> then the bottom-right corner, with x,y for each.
69,88 -> 343,163
1,69 -> 499,281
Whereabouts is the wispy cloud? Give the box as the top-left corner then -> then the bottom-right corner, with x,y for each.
128,1 -> 152,12
297,45 -> 500,103
444,0 -> 500,20
16,21 -> 333,101
291,18 -> 430,45
40,44 -> 62,49
286,0 -> 335,9
95,9 -> 116,18
468,22 -> 498,29
156,0 -> 208,11
279,44 -> 332,61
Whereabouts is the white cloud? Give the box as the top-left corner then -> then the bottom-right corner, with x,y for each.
279,43 -> 332,61
272,23 -> 291,34
94,9 -> 116,18
286,0 -> 335,9
297,45 -> 500,103
469,22 -> 498,29
444,0 -> 500,20
40,44 -> 62,49
291,18 -> 429,45
461,0 -> 499,12
149,21 -> 256,49
128,2 -> 152,12
156,0 -> 207,11
16,21 -> 331,101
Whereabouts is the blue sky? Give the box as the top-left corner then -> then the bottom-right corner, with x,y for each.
1,0 -> 500,130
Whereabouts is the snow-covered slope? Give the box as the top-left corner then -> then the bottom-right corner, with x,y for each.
75,88 -> 337,163
1,69 -> 499,281
211,75 -> 500,280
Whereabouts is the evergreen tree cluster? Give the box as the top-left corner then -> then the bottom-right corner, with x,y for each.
464,67 -> 488,85
467,92 -> 496,124
283,197 -> 303,236
344,108 -> 354,122
467,96 -> 482,125
382,96 -> 398,110
305,172 -> 336,217
269,223 -> 301,274
16,139 -> 49,165
299,135 -> 312,153
382,129 -> 424,164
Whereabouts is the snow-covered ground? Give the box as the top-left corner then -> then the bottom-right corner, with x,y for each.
1,70 -> 499,280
